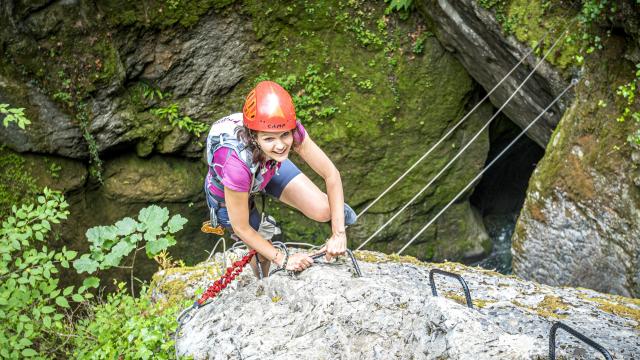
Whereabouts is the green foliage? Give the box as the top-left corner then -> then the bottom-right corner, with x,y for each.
73,205 -> 188,274
384,0 -> 413,13
47,161 -> 62,179
616,63 -> 640,145
477,0 -> 519,34
258,64 -> 338,124
150,103 -> 209,137
0,103 -> 31,129
72,283 -> 188,360
141,83 -> 167,101
76,103 -> 104,184
139,83 -> 208,137
412,34 -> 428,55
348,18 -> 385,48
357,79 -> 374,90
0,147 -> 39,217
0,189 -> 99,359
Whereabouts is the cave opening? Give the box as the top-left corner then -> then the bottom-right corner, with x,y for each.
469,113 -> 545,273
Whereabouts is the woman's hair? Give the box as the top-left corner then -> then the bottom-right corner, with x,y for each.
236,126 -> 302,164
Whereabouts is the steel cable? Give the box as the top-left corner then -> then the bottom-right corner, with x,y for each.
397,78 -> 578,254
356,25 -> 572,252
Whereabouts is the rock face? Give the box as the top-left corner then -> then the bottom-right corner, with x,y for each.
153,250 -> 640,359
0,75 -> 86,158
0,0 -> 494,263
513,36 -> 640,298
415,0 -> 570,148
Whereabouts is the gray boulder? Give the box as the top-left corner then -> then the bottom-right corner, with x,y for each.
154,250 -> 639,359
513,33 -> 640,298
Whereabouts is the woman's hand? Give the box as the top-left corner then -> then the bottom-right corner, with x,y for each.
318,230 -> 347,261
285,253 -> 314,272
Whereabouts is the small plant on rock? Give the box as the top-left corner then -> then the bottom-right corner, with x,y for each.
0,104 -> 31,129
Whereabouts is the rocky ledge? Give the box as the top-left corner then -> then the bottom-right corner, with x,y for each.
152,250 -> 640,359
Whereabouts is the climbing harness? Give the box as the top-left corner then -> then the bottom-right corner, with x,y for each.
356,26 -> 572,252
397,78 -> 578,254
549,322 -> 613,360
429,269 -> 473,309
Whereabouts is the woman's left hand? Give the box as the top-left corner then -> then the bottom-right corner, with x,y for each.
317,230 -> 347,261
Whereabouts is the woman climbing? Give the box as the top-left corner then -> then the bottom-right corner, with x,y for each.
204,80 -> 357,277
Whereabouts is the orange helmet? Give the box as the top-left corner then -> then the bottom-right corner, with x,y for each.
242,81 -> 296,131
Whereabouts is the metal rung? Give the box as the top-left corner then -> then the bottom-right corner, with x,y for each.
549,322 -> 612,360
428,269 -> 473,309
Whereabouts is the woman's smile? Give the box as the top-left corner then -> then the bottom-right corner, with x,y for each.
257,130 -> 293,161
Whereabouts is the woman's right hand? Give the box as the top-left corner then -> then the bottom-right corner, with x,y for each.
285,253 -> 314,272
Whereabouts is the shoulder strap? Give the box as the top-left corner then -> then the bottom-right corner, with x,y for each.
205,114 -> 262,194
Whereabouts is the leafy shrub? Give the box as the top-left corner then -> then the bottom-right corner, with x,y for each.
73,205 -> 188,293
0,188 -> 98,358
72,282 -> 189,360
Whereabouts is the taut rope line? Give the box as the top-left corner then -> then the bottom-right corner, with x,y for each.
356,26 -> 572,251
397,78 -> 578,254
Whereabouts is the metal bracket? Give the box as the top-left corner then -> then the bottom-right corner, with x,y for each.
549,322 -> 612,360
428,268 -> 473,309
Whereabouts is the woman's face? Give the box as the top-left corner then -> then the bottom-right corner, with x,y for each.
255,130 -> 294,162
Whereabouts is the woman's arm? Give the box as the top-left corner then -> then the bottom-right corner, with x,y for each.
225,187 -> 313,271
295,136 -> 347,258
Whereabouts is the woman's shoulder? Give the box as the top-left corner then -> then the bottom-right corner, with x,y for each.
294,119 -> 307,143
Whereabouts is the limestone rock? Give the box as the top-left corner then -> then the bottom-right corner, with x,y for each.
513,36 -> 640,298
154,251 -> 639,359
415,0 -> 570,147
102,153 -> 203,203
0,75 -> 86,159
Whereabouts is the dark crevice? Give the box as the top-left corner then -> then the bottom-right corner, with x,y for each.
470,112 -> 545,273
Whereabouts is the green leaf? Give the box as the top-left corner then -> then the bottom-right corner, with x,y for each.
55,296 -> 69,308
102,240 -> 136,268
72,293 -> 84,302
43,315 -> 51,328
167,214 -> 188,233
82,276 -> 100,289
115,217 -> 138,236
138,205 -> 169,232
21,348 -> 37,357
86,225 -> 118,247
63,286 -> 74,296
73,256 -> 99,274
146,237 -> 169,256
41,306 -> 55,314
18,338 -> 32,347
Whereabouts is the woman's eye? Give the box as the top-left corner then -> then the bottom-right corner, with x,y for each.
281,132 -> 291,139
